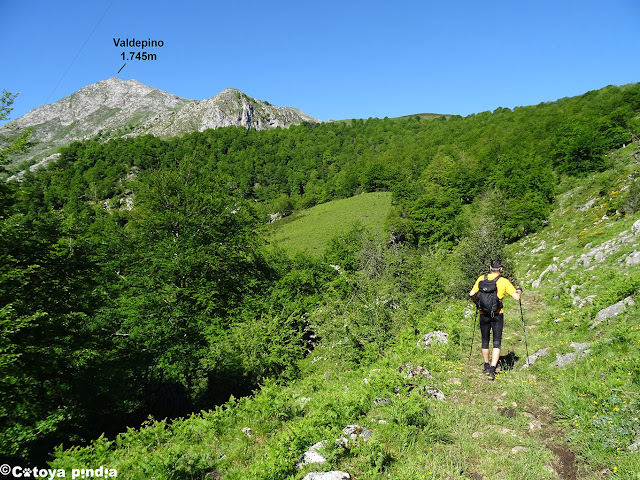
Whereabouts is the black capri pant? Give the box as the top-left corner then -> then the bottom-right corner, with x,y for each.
480,313 -> 504,349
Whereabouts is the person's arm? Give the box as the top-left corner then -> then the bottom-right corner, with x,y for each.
469,277 -> 480,297
512,286 -> 522,301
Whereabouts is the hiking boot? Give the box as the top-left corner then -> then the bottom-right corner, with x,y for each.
483,362 -> 490,373
487,366 -> 496,381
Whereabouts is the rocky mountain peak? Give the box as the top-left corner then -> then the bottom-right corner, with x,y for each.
1,79 -> 321,171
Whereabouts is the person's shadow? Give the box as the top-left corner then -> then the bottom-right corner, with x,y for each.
498,351 -> 519,371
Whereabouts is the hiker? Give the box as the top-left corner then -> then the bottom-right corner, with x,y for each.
469,259 -> 522,380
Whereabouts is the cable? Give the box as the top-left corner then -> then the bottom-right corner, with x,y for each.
44,0 -> 114,106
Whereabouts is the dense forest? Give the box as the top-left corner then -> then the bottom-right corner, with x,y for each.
1,82 -> 640,464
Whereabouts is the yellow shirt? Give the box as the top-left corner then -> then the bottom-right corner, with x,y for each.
471,273 -> 517,313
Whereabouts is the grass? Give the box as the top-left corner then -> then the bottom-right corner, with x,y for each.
265,192 -> 392,257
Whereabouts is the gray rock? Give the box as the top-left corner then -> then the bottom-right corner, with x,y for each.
423,386 -> 446,401
590,296 -> 635,329
531,240 -> 546,254
523,347 -> 551,367
579,198 -> 597,211
632,219 -> 640,235
551,352 -> 577,367
302,472 -> 351,480
336,424 -> 373,447
560,255 -> 575,268
269,212 -> 283,223
570,342 -> 590,352
628,436 -> 640,452
626,251 -> 640,266
572,294 -> 597,308
373,398 -> 392,405
397,364 -> 434,379
527,420 -> 543,431
551,342 -> 591,367
417,331 -> 449,348
297,441 -> 328,467
531,264 -> 558,289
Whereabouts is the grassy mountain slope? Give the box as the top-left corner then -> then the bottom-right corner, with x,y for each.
50,144 -> 640,478
266,192 -> 392,256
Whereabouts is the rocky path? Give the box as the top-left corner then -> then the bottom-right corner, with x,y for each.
452,296 -> 584,479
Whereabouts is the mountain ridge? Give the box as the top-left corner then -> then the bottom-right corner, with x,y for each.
0,77 -> 322,170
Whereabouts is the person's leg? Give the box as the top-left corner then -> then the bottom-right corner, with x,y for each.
488,314 -> 504,379
479,314 -> 491,371
491,348 -> 501,366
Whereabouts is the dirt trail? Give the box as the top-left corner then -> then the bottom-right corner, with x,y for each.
456,296 -> 585,479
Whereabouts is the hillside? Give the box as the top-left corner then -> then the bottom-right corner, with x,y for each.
266,192 -> 392,256
48,142 -> 640,479
2,82 -> 640,475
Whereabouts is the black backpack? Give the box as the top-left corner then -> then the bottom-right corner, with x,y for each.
476,274 -> 503,316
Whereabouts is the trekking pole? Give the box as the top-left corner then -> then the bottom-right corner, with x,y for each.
469,306 -> 478,361
519,297 -> 530,366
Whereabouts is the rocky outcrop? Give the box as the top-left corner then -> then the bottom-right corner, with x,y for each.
551,342 -> 591,367
522,347 -> 552,367
298,425 -> 372,475
417,331 -> 449,348
144,88 -> 320,138
589,297 -> 635,330
297,441 -> 328,467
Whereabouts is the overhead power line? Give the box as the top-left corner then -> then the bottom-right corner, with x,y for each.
44,0 -> 114,106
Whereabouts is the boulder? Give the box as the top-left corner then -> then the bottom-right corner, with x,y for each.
628,436 -> 640,452
570,342 -> 590,352
423,386 -> 446,401
527,420 -> 543,431
297,441 -> 328,468
632,219 -> 640,235
572,294 -> 597,309
417,331 -> 449,348
626,251 -> 640,266
590,297 -> 635,330
522,347 -> 551,367
551,342 -> 591,367
531,264 -> 558,289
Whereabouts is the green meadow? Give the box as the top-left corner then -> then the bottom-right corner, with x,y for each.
265,192 -> 392,256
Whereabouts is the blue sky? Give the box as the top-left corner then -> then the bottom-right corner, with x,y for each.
3,0 -> 639,123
